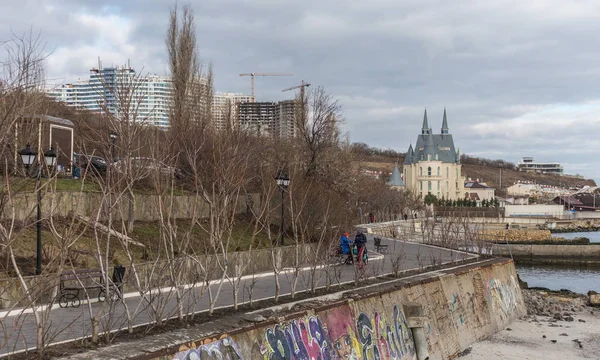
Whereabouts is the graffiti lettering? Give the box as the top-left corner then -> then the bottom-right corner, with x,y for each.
448,293 -> 466,328
489,276 -> 518,315
263,317 -> 332,360
174,336 -> 242,360
355,306 -> 415,360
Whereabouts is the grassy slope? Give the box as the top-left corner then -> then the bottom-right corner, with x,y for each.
1,217 -> 280,277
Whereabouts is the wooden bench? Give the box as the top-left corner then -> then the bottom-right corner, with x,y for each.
373,237 -> 388,254
58,269 -> 110,308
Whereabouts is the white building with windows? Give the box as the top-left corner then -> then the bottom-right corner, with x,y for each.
212,92 -> 254,130
47,65 -> 219,128
403,109 -> 465,200
517,157 -> 563,174
48,66 -> 175,127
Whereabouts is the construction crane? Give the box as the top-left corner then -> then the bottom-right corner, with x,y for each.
282,80 -> 311,100
239,73 -> 294,100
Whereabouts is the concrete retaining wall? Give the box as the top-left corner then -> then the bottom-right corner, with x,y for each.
492,244 -> 600,263
1,191 -> 260,222
137,258 -> 525,360
505,204 -> 564,217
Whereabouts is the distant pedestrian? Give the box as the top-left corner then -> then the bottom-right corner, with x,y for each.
369,213 -> 375,223
404,214 -> 408,221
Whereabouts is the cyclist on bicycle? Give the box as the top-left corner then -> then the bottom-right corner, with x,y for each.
354,229 -> 367,269
339,232 -> 353,264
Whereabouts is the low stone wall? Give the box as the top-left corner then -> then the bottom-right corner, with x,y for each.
125,258 -> 525,360
491,244 -> 600,264
480,229 -> 552,242
0,243 -> 316,310
1,191 -> 260,222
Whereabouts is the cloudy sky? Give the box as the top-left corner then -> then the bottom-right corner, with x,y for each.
2,0 -> 599,181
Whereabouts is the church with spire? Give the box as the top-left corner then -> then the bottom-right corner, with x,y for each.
403,109 -> 465,200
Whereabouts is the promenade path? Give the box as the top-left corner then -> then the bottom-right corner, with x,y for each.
0,236 -> 475,357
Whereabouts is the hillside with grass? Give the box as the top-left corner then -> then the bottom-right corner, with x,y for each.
353,144 -> 596,191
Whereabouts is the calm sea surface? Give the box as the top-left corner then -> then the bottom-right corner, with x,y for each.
554,231 -> 600,243
516,264 -> 600,294
516,232 -> 600,294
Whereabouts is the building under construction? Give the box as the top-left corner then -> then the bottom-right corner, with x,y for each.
237,100 -> 299,138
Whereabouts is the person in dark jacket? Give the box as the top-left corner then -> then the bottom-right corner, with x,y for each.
354,230 -> 367,269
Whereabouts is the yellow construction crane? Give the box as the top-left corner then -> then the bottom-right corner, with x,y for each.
282,80 -> 311,100
239,73 -> 294,100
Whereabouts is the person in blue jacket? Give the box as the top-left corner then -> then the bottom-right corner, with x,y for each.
339,232 -> 353,264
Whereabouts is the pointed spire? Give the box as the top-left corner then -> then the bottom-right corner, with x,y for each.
387,162 -> 405,187
456,147 -> 461,164
421,109 -> 429,135
441,108 -> 449,134
404,144 -> 414,165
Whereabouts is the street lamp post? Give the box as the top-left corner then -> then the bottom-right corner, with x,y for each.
109,132 -> 118,162
275,171 -> 290,246
18,144 -> 56,275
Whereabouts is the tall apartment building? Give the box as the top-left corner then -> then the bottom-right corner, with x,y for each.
212,92 -> 254,130
275,100 -> 299,138
237,100 -> 299,138
47,65 -> 208,128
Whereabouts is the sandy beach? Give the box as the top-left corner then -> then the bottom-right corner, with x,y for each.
459,289 -> 600,359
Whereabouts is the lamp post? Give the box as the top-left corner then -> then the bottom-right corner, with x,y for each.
109,132 -> 118,162
18,144 -> 56,275
275,171 -> 290,246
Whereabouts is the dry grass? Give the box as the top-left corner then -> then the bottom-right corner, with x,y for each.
0,216 -> 281,277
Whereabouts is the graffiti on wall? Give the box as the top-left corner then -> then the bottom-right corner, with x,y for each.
488,276 -> 518,316
173,335 -> 242,360
261,316 -> 332,360
172,304 -> 416,360
355,305 -> 415,360
448,293 -> 466,329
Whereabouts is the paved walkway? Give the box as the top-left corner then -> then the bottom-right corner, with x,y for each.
0,236 -> 474,356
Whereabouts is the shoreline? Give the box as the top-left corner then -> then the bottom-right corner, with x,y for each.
459,288 -> 600,359
550,227 -> 600,234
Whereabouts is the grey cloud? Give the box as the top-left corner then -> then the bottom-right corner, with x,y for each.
2,0 -> 600,180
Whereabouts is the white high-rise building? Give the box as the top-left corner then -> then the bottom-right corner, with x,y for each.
48,66 -> 174,127
212,92 -> 254,130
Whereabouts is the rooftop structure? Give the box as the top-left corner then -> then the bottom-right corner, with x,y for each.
387,163 -> 405,189
517,157 -> 563,174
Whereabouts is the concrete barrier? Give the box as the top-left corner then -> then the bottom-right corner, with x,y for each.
1,191 -> 260,222
491,244 -> 600,264
119,258 -> 525,360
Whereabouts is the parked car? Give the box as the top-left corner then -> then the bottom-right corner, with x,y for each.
112,157 -> 180,178
73,153 -> 107,176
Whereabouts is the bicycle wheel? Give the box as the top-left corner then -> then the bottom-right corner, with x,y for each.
70,295 -> 81,308
58,294 -> 69,308
98,289 -> 106,302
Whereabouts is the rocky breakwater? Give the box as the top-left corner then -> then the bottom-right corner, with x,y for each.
481,229 -> 552,242
460,289 -> 600,359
